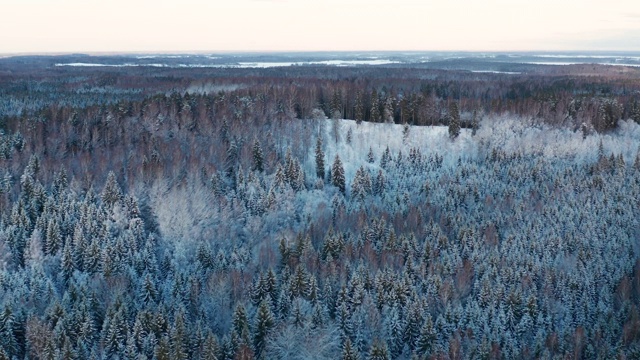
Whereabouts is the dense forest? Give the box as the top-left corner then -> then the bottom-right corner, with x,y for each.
1,59 -> 640,359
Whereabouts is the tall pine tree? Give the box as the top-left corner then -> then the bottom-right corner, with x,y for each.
315,137 -> 325,179
448,102 -> 461,139
332,155 -> 346,194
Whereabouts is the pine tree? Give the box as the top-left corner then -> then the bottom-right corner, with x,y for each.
315,137 -> 325,180
471,109 -> 479,136
370,90 -> 381,122
380,147 -> 392,169
336,302 -> 353,341
170,312 -> 189,360
368,340 -> 390,360
367,148 -> 375,163
0,306 -> 18,358
72,224 -> 86,271
202,332 -> 219,360
416,317 -> 436,356
291,301 -> 305,328
273,165 -> 287,191
140,273 -> 158,305
124,334 -> 139,360
383,96 -> 395,124
61,242 -> 74,283
331,90 -> 343,119
232,304 -> 251,344
402,123 -> 410,143
332,155 -> 346,194
311,303 -> 326,329
253,298 -> 275,358
252,139 -> 264,172
45,218 -> 61,255
290,266 -> 309,298
101,171 -> 123,207
351,166 -> 372,201
373,170 -> 386,196
342,338 -> 360,360
631,99 -> 640,123
404,304 -> 423,351
225,140 -> 238,181
355,91 -> 365,125
448,102 -> 461,139
84,239 -> 101,274
155,335 -> 171,360
386,307 -> 404,358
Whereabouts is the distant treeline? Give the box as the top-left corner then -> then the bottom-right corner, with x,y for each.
2,64 -> 640,133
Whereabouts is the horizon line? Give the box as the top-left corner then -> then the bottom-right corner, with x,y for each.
3,49 -> 640,57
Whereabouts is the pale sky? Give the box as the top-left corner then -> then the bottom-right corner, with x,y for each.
1,0 -> 639,54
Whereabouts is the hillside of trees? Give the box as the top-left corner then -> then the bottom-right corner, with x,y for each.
1,60 -> 640,359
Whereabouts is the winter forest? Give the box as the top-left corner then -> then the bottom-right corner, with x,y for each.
1,56 -> 640,359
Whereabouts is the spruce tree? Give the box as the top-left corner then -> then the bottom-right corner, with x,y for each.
332,155 -> 346,194
0,306 -> 17,358
367,147 -> 375,163
101,171 -> 123,207
202,332 -> 219,360
383,96 -> 395,124
252,139 -> 264,172
373,170 -> 385,196
224,140 -> 238,181
253,298 -> 274,358
232,304 -> 251,344
315,137 -> 325,179
170,312 -> 189,360
155,336 -> 171,360
342,338 -> 360,360
370,89 -> 381,122
471,109 -> 479,136
402,123 -> 410,143
331,90 -> 343,119
45,218 -> 61,255
448,102 -> 461,139
368,340 -> 390,360
61,243 -> 74,283
140,273 -> 158,305
416,317 -> 436,356
355,91 -> 364,125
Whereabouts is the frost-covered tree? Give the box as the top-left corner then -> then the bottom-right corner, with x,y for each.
332,155 -> 346,194
253,298 -> 275,358
315,137 -> 326,180
101,171 -> 122,207
342,338 -> 360,360
383,97 -> 395,124
351,166 -> 372,201
367,148 -> 375,164
448,102 -> 461,139
368,340 -> 390,360
252,139 -> 264,172
472,109 -> 479,136
370,90 -> 381,123
355,91 -> 365,125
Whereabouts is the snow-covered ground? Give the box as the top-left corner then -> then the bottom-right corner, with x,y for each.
54,59 -> 401,69
311,119 -> 475,180
308,117 -> 640,181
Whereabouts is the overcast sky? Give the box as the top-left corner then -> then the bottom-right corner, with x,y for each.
1,0 -> 639,54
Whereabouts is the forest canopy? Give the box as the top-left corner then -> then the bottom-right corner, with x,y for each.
1,57 -> 640,359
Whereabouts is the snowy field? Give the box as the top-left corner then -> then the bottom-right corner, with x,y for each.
310,117 -> 640,180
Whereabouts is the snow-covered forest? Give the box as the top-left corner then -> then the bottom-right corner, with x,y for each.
1,61 -> 640,359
